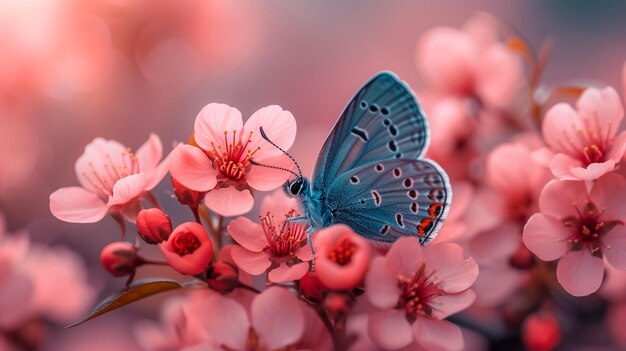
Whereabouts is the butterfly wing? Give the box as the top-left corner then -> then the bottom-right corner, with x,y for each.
325,158 -> 451,244
311,72 -> 429,196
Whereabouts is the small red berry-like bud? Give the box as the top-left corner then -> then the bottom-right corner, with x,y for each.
207,261 -> 239,293
159,222 -> 213,275
171,177 -> 205,207
100,242 -> 138,277
299,271 -> 325,302
136,208 -> 172,244
522,313 -> 561,351
324,292 -> 349,316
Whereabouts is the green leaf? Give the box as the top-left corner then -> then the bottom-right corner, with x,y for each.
66,278 -> 182,328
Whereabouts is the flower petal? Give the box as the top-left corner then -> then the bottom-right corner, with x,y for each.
198,294 -> 249,350
169,144 -> 217,192
603,226 -> 626,270
204,187 -> 254,217
365,257 -> 400,309
230,246 -> 271,275
244,105 -> 297,159
386,237 -> 424,278
542,103 -> 581,155
556,249 -> 604,296
227,217 -> 266,252
268,262 -> 309,283
194,103 -> 243,151
136,133 -> 163,171
539,179 -> 587,219
413,318 -> 463,351
247,155 -> 294,191
49,187 -> 108,223
367,309 -> 413,350
107,173 -> 147,207
576,87 -> 624,139
429,289 -> 476,319
589,173 -> 626,220
548,153 -> 580,180
424,243 -> 479,294
259,190 -> 302,219
251,286 -> 305,349
522,214 -> 570,261
569,159 -> 616,181
74,138 -> 127,192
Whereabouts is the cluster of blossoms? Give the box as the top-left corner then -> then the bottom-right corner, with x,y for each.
44,13 -> 626,351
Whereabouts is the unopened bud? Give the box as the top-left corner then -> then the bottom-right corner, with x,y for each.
207,261 -> 239,293
522,313 -> 561,351
136,208 -> 172,244
171,177 -> 205,207
100,242 -> 138,277
299,271 -> 325,302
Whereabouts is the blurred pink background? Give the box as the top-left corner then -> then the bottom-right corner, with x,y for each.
2,1 -> 626,349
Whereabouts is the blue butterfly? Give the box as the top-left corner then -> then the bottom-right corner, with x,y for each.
258,72 -> 451,254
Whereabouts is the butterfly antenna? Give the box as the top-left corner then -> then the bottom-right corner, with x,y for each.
259,127 -> 303,178
250,160 -> 299,178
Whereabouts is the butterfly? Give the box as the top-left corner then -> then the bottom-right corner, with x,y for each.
257,72 -> 451,251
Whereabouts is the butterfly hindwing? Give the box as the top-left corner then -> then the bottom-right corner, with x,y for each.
312,72 -> 429,196
324,158 -> 451,244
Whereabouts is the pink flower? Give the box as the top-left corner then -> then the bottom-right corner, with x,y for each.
49,134 -> 168,225
192,286 -> 332,351
136,208 -> 173,244
227,190 -> 312,283
159,222 -> 214,275
365,237 -> 478,351
416,15 -> 524,109
542,87 -> 626,181
169,103 -> 296,217
314,224 -> 371,291
523,174 -> 626,296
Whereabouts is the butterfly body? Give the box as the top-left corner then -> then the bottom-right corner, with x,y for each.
285,72 -> 451,245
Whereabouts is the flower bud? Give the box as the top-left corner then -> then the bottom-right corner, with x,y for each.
159,222 -> 213,275
299,271 -> 325,302
207,261 -> 239,293
171,177 -> 205,207
100,241 -> 138,277
522,313 -> 561,351
136,208 -> 172,244
314,224 -> 371,291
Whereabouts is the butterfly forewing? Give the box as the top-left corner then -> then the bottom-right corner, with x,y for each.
311,72 -> 429,196
325,159 -> 451,244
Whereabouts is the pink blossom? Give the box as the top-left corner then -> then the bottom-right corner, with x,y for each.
365,237 -> 478,351
523,174 -> 626,296
227,190 -> 312,283
542,87 -> 626,181
522,313 -> 561,351
191,286 -> 331,351
159,222 -> 214,275
49,134 -> 168,225
169,103 -> 296,217
100,241 -> 138,277
416,14 -> 524,109
314,224 -> 371,291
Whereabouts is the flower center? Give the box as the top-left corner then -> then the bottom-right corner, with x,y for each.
561,201 -> 623,257
397,265 -> 444,323
558,115 -> 612,166
172,231 -> 201,256
81,148 -> 139,199
259,209 -> 307,258
207,130 -> 260,181
326,237 -> 357,266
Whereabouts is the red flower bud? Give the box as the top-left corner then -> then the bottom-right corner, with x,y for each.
522,313 -> 561,351
100,242 -> 138,277
136,208 -> 172,244
299,271 -> 326,302
159,222 -> 213,275
207,261 -> 239,293
171,177 -> 205,207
